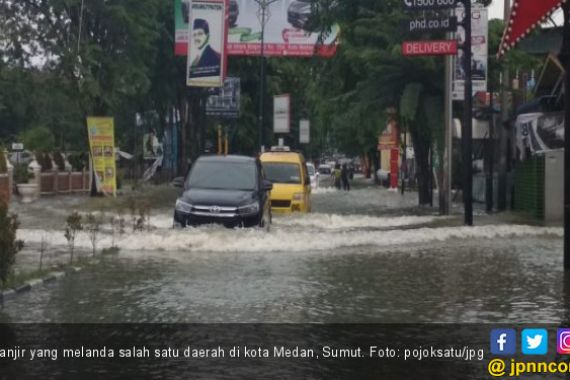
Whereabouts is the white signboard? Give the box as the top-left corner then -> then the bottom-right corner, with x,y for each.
452,6 -> 488,100
11,143 -> 24,151
274,95 -> 291,134
299,120 -> 310,143
186,0 -> 227,87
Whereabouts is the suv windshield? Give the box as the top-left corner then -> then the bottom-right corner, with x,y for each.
307,165 -> 315,176
187,161 -> 256,190
263,163 -> 301,184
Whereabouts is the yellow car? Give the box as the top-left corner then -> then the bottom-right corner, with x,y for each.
260,150 -> 311,213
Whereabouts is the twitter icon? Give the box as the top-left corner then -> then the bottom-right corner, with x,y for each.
522,329 -> 548,355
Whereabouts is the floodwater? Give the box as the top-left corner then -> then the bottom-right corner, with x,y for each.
0,184 -> 565,323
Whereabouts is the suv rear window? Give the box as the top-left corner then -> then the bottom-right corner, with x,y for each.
263,163 -> 301,184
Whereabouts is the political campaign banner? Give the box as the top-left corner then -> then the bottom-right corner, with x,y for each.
87,117 -> 117,197
175,0 -> 340,57
452,6 -> 487,100
515,112 -> 564,160
187,0 -> 228,87
206,77 -> 241,118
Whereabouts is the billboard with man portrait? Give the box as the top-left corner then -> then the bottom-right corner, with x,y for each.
187,0 -> 228,87
176,0 -> 339,57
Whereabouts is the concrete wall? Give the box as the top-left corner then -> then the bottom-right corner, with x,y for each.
544,150 -> 564,224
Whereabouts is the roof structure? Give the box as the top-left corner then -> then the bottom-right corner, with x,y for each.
498,0 -> 564,57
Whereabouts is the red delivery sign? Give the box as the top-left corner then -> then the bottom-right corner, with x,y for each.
402,40 -> 457,56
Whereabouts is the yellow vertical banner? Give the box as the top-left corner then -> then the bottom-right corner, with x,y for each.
87,117 -> 117,197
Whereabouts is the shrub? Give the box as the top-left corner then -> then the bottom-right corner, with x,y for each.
53,151 -> 66,171
13,164 -> 33,184
85,212 -> 102,257
64,212 -> 83,264
36,152 -> 53,172
0,205 -> 24,287
0,149 -> 7,174
68,152 -> 87,172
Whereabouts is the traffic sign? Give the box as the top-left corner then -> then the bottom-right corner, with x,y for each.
404,16 -> 457,33
402,40 -> 457,56
402,0 -> 459,10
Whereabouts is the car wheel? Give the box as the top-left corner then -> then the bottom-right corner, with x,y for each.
258,205 -> 271,232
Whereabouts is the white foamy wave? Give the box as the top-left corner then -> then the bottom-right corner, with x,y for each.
311,187 -> 338,194
275,214 -> 442,230
17,225 -> 562,254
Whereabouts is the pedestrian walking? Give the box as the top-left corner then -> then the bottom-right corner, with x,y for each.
332,164 -> 342,190
341,164 -> 351,191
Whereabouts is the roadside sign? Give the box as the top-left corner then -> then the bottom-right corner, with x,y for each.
299,120 -> 310,144
402,40 -> 457,56
404,16 -> 457,33
11,143 -> 24,151
206,77 -> 241,118
402,0 -> 459,11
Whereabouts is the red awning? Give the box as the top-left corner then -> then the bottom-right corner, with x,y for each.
498,0 -> 563,57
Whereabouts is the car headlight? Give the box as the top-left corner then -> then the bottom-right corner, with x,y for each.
238,202 -> 259,215
175,199 -> 193,213
292,193 -> 304,201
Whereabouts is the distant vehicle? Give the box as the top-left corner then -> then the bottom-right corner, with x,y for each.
260,149 -> 311,213
173,155 -> 272,230
306,162 -> 319,189
182,0 -> 239,27
318,164 -> 331,175
287,0 -> 312,30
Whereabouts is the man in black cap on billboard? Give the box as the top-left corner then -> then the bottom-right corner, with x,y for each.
190,18 -> 221,77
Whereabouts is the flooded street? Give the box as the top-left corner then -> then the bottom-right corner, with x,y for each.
1,184 -> 565,323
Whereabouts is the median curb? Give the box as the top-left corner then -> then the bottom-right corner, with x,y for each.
0,268 -> 84,303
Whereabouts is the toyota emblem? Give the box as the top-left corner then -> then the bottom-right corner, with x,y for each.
209,206 -> 221,213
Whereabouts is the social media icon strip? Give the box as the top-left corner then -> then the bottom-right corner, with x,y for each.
557,328 -> 570,354
522,329 -> 548,355
491,329 -> 516,355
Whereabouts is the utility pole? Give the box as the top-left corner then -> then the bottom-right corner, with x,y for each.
462,0 -> 473,225
486,80 -> 494,213
254,0 -> 280,153
498,0 -> 510,211
562,1 -> 570,269
443,27 -> 453,215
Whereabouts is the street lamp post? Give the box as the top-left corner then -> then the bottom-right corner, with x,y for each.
254,0 -> 280,153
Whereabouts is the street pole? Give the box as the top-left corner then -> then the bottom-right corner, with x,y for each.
486,81 -> 494,213
258,3 -> 266,153
443,35 -> 453,215
254,0 -> 279,153
498,0 -> 510,211
462,0 -> 473,225
562,1 -> 570,270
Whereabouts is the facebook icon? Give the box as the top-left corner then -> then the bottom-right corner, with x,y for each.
491,329 -> 516,355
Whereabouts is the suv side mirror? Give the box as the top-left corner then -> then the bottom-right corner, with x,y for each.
172,177 -> 185,188
263,180 -> 273,191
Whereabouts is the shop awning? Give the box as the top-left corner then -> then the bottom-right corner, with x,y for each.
498,0 -> 563,57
